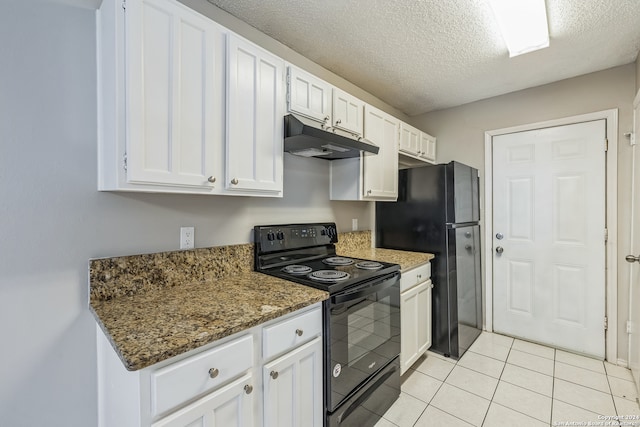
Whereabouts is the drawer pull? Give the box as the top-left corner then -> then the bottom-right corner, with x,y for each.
270,370 -> 279,380
208,368 -> 219,379
244,384 -> 253,394
417,274 -> 422,280
295,329 -> 304,337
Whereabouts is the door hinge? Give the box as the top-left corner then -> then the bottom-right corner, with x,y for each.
122,0 -> 126,10
604,316 -> 608,330
627,320 -> 633,334
122,153 -> 128,172
604,138 -> 609,152
604,228 -> 608,243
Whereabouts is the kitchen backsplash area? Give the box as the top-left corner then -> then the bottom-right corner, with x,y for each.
90,230 -> 374,303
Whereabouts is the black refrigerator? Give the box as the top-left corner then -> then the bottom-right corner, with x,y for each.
376,161 -> 482,359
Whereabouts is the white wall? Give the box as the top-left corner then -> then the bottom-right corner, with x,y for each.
0,0 -> 378,425
411,64 -> 636,364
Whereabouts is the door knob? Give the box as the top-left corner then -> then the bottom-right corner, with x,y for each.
495,246 -> 504,254
626,255 -> 640,263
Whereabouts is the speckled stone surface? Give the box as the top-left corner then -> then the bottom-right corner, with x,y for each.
338,230 -> 434,271
90,244 -> 255,302
89,245 -> 328,371
335,231 -> 371,253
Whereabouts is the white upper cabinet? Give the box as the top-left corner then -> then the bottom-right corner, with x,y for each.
99,0 -> 225,193
362,105 -> 399,200
329,104 -> 398,201
420,132 -> 437,163
286,66 -> 332,126
332,88 -> 364,136
398,121 -> 437,167
399,122 -> 420,156
226,35 -> 284,195
98,0 -> 283,197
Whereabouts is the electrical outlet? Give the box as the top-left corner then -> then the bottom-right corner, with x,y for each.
352,218 -> 358,231
180,227 -> 194,250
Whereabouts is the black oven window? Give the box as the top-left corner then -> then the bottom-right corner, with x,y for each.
331,290 -> 401,369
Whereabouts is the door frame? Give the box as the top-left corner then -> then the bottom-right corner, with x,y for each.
483,109 -> 618,362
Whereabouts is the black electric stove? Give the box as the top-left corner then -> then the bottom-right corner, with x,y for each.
254,223 -> 399,293
254,223 -> 401,427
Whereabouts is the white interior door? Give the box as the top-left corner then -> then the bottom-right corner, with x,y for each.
492,120 -> 606,358
629,93 -> 640,392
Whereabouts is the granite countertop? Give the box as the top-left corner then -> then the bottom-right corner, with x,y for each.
340,247 -> 434,272
90,244 -> 328,371
336,231 -> 434,271
90,232 -> 431,372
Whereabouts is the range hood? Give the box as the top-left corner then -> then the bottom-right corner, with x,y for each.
284,114 -> 379,160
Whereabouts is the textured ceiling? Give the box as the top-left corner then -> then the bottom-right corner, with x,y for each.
206,0 -> 640,116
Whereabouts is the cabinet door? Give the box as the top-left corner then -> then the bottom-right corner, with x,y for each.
417,280 -> 433,356
152,374 -> 254,427
362,105 -> 398,201
263,337 -> 323,427
126,0 -> 224,188
399,122 -> 420,157
400,285 -> 419,375
419,133 -> 437,163
332,88 -> 363,136
287,66 -> 332,124
400,280 -> 432,375
226,35 -> 284,195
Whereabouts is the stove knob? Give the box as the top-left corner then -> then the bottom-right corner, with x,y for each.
276,231 -> 285,241
267,232 -> 275,241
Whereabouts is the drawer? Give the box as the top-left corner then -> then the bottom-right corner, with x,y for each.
150,334 -> 253,417
263,307 -> 322,359
400,262 -> 431,292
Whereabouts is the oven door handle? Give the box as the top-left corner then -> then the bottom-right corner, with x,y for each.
332,274 -> 399,304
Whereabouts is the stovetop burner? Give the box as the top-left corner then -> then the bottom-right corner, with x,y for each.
323,257 -> 354,266
281,265 -> 313,275
355,261 -> 383,270
308,270 -> 351,282
254,223 -> 400,293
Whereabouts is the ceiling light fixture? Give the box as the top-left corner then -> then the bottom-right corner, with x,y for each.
487,0 -> 550,57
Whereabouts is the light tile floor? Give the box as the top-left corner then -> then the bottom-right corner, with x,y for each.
378,332 -> 640,426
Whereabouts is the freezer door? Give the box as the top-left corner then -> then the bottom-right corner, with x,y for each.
450,162 -> 480,224
447,224 -> 482,357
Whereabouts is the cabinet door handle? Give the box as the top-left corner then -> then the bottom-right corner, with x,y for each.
295,329 -> 303,336
270,370 -> 279,380
207,176 -> 216,183
417,274 -> 422,280
208,368 -> 219,378
244,384 -> 253,394
335,119 -> 341,126
231,178 -> 239,185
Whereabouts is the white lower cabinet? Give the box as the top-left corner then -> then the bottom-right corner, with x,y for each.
400,263 -> 433,375
151,374 -> 255,427
262,337 -> 323,427
96,303 -> 322,427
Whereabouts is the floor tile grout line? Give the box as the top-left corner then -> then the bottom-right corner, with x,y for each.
479,339 -> 513,426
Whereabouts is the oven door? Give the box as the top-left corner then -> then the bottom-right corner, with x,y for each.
325,272 -> 401,412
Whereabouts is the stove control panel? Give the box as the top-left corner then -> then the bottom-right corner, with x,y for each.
254,223 -> 338,253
